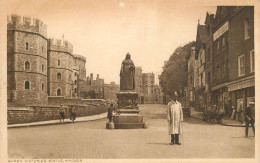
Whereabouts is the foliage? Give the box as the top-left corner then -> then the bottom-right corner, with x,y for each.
159,41 -> 195,96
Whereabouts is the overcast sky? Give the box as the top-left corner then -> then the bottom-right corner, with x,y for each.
6,0 -> 216,84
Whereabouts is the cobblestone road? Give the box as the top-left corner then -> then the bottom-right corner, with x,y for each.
8,104 -> 255,159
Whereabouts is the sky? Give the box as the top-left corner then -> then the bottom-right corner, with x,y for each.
6,0 -> 217,84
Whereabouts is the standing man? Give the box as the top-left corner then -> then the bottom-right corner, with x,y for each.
107,103 -> 114,122
167,92 -> 184,145
244,102 -> 255,137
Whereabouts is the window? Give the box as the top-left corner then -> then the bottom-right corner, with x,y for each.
245,17 -> 250,40
25,61 -> 30,70
74,80 -> 77,85
42,83 -> 44,91
42,46 -> 44,53
57,88 -> 61,96
74,73 -> 77,76
238,55 -> 245,76
26,42 -> 29,50
25,81 -> 30,89
208,72 -> 211,84
57,73 -> 61,80
42,64 -> 44,72
190,76 -> 193,84
250,50 -> 255,72
58,60 -> 61,66
74,88 -> 77,93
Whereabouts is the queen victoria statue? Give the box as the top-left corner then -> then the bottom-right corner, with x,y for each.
106,52 -> 146,129
120,53 -> 135,91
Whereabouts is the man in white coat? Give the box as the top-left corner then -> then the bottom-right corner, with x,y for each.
167,92 -> 183,145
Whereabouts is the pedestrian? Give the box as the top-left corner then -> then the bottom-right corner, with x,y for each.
59,108 -> 65,122
107,103 -> 114,122
237,103 -> 244,124
167,91 -> 183,145
244,102 -> 255,137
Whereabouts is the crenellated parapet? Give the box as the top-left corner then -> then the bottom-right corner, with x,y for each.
7,14 -> 47,38
48,38 -> 73,54
74,54 -> 86,62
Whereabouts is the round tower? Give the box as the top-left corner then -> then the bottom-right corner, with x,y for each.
47,38 -> 74,97
7,15 -> 48,106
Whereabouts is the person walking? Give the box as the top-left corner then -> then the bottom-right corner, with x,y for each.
244,102 -> 255,137
167,91 -> 184,145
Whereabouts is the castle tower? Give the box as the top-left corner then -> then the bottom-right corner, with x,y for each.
73,54 -> 86,97
47,38 -> 74,97
7,15 -> 48,106
142,73 -> 155,104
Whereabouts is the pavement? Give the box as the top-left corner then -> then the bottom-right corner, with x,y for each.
8,104 -> 255,159
7,112 -> 107,128
190,108 -> 246,127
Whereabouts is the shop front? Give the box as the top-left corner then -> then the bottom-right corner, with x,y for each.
227,76 -> 255,122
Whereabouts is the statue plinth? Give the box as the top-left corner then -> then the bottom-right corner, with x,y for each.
112,90 -> 146,129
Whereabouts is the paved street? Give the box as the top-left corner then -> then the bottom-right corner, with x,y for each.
8,104 -> 255,159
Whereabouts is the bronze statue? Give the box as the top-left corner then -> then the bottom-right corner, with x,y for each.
120,53 -> 135,90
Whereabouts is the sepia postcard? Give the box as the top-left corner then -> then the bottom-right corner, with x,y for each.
0,0 -> 259,163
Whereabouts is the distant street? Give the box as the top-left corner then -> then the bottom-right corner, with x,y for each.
8,104 -> 255,159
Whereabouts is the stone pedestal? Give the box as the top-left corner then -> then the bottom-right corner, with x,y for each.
106,122 -> 115,129
113,91 -> 146,129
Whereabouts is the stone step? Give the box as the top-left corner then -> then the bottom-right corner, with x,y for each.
114,123 -> 144,129
113,114 -> 143,123
116,109 -> 140,114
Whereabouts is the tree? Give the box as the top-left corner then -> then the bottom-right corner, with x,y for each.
159,41 -> 195,96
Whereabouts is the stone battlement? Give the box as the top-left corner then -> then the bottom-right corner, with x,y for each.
7,14 -> 47,38
48,38 -> 73,54
74,54 -> 86,62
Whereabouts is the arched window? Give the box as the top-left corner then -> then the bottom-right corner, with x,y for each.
57,88 -> 61,96
57,73 -> 61,81
25,81 -> 30,89
74,80 -> 77,85
25,61 -> 30,70
26,42 -> 29,50
58,60 -> 61,66
42,83 -> 44,91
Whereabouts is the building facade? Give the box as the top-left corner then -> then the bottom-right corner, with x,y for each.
186,47 -> 196,107
135,66 -> 144,103
225,7 -> 254,115
7,15 -> 48,106
190,6 -> 255,120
